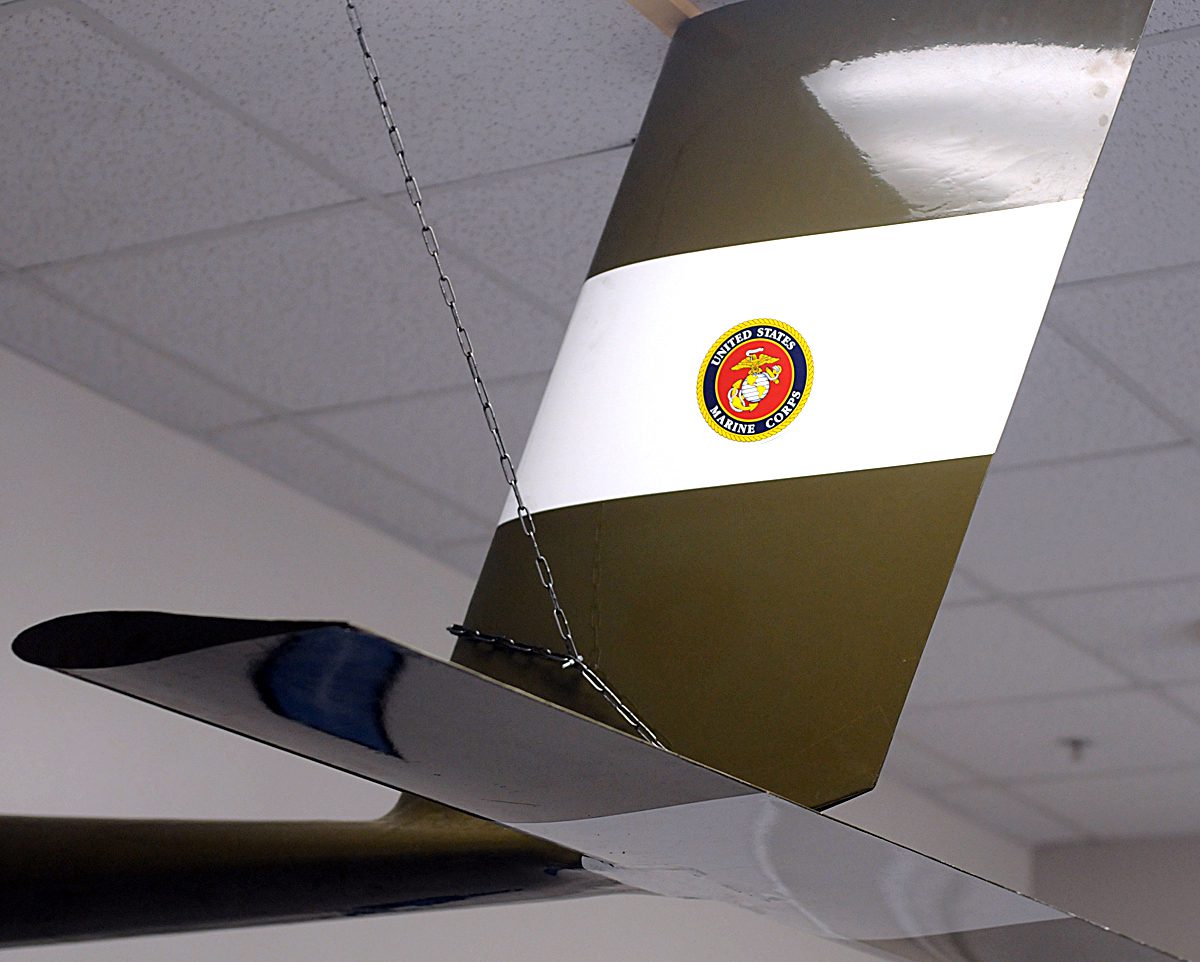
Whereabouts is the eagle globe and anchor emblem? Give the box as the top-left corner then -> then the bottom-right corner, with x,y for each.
696,318 -> 813,442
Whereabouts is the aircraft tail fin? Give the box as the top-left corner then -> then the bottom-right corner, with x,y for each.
453,0 -> 1153,809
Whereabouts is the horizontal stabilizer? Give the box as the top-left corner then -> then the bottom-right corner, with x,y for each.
12,611 -> 1187,961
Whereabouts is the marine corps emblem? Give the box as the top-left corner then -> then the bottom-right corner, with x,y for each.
696,318 -> 813,442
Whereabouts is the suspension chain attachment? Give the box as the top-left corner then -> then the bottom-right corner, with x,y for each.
345,0 -> 663,750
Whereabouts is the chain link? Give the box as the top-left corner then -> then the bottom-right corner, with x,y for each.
346,0 -> 663,750
447,626 -> 664,743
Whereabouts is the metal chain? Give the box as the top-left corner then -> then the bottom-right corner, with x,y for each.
346,0 -> 663,750
447,624 -> 575,667
447,625 -> 663,746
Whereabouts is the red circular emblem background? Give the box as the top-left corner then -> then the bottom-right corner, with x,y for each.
713,338 -> 798,422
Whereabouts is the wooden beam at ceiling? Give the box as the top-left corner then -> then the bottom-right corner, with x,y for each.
625,0 -> 700,37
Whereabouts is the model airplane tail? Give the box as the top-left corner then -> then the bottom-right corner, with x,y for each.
10,612 -> 1186,962
454,0 -> 1152,810
6,0 -> 1172,956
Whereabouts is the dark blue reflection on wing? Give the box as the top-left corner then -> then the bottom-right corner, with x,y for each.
253,627 -> 403,756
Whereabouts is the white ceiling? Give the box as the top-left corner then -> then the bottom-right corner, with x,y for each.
3,0 -> 1200,848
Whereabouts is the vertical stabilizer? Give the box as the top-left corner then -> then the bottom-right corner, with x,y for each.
455,0 -> 1152,809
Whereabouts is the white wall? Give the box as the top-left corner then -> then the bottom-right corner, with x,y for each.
1035,834 -> 1200,961
0,345 -> 1030,961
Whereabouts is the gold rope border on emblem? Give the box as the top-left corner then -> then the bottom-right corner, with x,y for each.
695,318 -> 814,443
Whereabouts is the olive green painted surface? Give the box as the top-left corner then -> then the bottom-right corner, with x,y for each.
590,0 -> 1152,277
456,457 -> 990,810
0,795 -> 613,946
463,0 -> 1154,811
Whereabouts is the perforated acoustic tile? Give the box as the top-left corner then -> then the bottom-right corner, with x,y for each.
939,785 -> 1083,844
956,446 -> 1200,595
430,147 -> 634,319
878,734 -> 982,792
0,276 -> 262,435
1058,36 -> 1200,282
37,205 -> 564,412
426,536 -> 496,581
901,689 -> 1200,782
302,372 -> 549,524
88,0 -> 666,191
904,602 -> 1125,708
1015,766 -> 1200,838
990,324 -> 1181,470
1024,580 -> 1200,685
1049,266 -> 1200,440
1163,683 -> 1200,716
0,6 -> 347,268
1146,0 -> 1200,33
941,569 -> 993,605
208,419 -> 487,549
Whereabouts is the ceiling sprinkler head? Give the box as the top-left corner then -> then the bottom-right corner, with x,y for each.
1058,736 -> 1093,763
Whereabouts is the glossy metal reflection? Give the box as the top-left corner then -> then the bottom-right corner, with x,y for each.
591,0 -> 1151,275
13,612 -> 1186,961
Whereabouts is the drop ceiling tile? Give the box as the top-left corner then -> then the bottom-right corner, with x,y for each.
1162,684 -> 1200,716
939,785 -> 1083,844
1058,38 -> 1200,282
305,373 -> 548,524
0,6 -> 346,267
879,735 -> 981,791
905,602 -> 1125,708
40,206 -> 564,411
1146,0 -> 1200,33
992,325 -> 1180,469
0,277 -> 263,434
956,447 -> 1200,595
427,537 -> 494,580
209,419 -> 488,549
1015,766 -> 1200,838
88,0 -> 666,190
430,148 -> 632,319
941,568 -> 992,605
1048,268 -> 1200,438
901,689 -> 1200,782
1024,580 -> 1200,684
